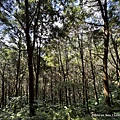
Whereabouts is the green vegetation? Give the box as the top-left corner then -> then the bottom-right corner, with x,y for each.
0,95 -> 120,120
0,0 -> 120,119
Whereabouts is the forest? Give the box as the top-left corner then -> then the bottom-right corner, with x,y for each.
0,0 -> 120,119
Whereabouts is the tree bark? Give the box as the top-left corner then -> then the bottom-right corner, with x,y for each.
78,32 -> 86,107
25,0 -> 35,116
35,44 -> 40,99
97,0 -> 111,107
15,40 -> 21,97
1,63 -> 6,108
89,34 -> 99,104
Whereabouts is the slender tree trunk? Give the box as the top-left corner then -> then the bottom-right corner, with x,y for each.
72,86 -> 76,106
110,49 -> 120,82
97,0 -> 111,107
85,78 -> 89,113
58,62 -> 63,106
43,74 -> 46,105
65,42 -> 71,105
26,78 -> 29,104
90,50 -> 99,104
103,5 -> 111,108
35,44 -> 40,99
25,0 -> 35,116
111,34 -> 120,81
111,34 -> 120,65
34,0 -> 41,100
58,42 -> 68,106
89,35 -> 99,104
54,68 -> 58,104
72,65 -> 76,106
1,64 -> 6,108
15,40 -> 21,97
50,68 -> 54,104
78,32 -> 86,107
14,45 -> 21,113
28,50 -> 35,116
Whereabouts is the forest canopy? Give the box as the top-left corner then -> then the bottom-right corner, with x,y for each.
0,0 -> 120,119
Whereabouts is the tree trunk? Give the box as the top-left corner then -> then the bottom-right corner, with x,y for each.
58,63 -> 63,106
25,0 -> 35,116
50,68 -> 54,104
1,64 -> 6,108
58,42 -> 68,106
103,4 -> 111,108
78,32 -> 86,107
89,35 -> 99,104
15,40 -> 21,97
85,78 -> 89,113
97,0 -> 111,107
43,74 -> 46,105
35,44 -> 40,99
111,34 -> 120,81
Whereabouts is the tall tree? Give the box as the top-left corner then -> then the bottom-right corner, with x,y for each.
25,0 -> 35,115
96,0 -> 111,107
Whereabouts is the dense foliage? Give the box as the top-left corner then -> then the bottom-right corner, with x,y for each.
0,0 -> 120,119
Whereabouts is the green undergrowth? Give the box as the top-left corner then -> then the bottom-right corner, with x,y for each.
0,96 -> 120,120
